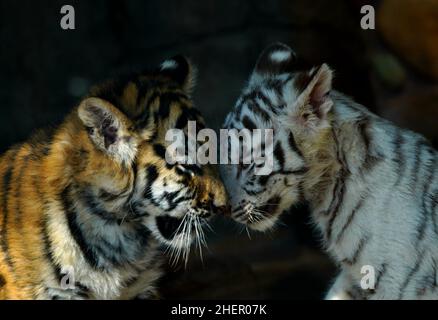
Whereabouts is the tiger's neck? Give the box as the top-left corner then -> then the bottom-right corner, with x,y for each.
300,92 -> 384,239
39,115 -> 154,270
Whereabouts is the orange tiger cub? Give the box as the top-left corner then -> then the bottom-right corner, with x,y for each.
0,56 -> 228,300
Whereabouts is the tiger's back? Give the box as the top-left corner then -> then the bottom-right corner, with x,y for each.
0,132 -> 56,299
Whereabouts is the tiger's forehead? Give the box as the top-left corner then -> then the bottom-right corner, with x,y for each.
88,73 -> 197,133
226,75 -> 295,129
226,70 -> 311,131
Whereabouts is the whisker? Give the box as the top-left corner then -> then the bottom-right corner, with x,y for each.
245,226 -> 252,240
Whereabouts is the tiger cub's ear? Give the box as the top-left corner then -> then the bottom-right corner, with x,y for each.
291,63 -> 334,131
78,97 -> 137,164
255,43 -> 297,75
159,55 -> 196,94
250,42 -> 297,84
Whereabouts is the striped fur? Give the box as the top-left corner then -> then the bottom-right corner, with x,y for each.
221,43 -> 438,299
0,56 -> 228,300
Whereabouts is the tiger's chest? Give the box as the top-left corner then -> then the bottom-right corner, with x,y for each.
44,205 -> 164,300
42,238 -> 163,300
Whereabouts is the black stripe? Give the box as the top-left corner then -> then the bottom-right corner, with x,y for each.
335,196 -> 366,244
342,235 -> 369,266
323,177 -> 340,217
274,142 -> 285,169
258,196 -> 281,218
180,164 -> 203,176
372,263 -> 387,293
156,215 -> 184,240
233,205 -> 246,219
125,162 -> 138,207
398,250 -> 425,299
297,181 -> 306,203
256,90 -> 275,111
0,274 -> 5,288
357,118 -> 382,171
74,282 -> 91,298
64,185 -> 146,269
89,223 -> 151,268
266,78 -> 286,99
411,139 -> 427,189
98,188 -> 127,202
326,181 -> 346,242
288,132 -> 303,158
79,189 -> 122,224
358,118 -> 371,152
432,190 -> 438,234
42,217 -> 63,282
418,151 -> 436,239
163,190 -> 182,212
243,186 -> 266,196
325,128 -> 349,242
14,155 -> 31,227
134,91 -> 160,130
134,224 -> 151,248
0,149 -> 19,270
258,174 -> 270,186
242,116 -> 256,131
122,273 -> 141,289
153,144 -> 166,159
144,165 -> 159,200
32,170 -> 62,282
146,166 -> 159,185
62,187 -> 100,269
351,283 -> 371,300
241,90 -> 258,105
248,104 -> 271,123
134,78 -> 148,107
156,93 -> 172,120
278,167 -> 309,175
159,92 -> 188,120
31,171 -> 62,282
174,107 -> 202,130
234,101 -> 243,121
393,131 -> 406,186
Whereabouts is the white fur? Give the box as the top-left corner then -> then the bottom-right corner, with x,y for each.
223,56 -> 438,299
160,60 -> 177,70
270,50 -> 292,63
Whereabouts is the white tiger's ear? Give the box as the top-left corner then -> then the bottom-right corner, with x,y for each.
159,55 -> 197,94
292,64 -> 334,130
250,43 -> 297,84
78,97 -> 137,163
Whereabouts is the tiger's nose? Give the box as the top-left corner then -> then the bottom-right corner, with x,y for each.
199,198 -> 230,216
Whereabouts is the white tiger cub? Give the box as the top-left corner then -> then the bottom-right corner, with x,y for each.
221,43 -> 438,299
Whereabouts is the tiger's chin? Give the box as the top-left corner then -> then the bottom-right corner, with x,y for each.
232,210 -> 280,232
247,217 -> 278,232
233,197 -> 284,232
153,213 -> 209,263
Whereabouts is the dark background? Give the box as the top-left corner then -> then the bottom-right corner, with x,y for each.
0,0 -> 437,299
